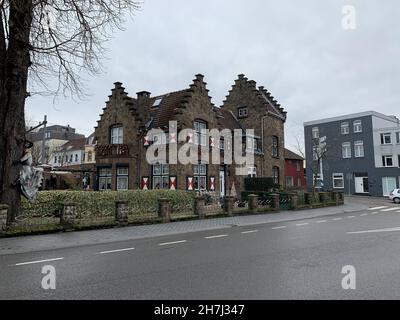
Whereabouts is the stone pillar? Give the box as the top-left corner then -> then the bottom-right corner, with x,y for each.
248,194 -> 259,213
338,192 -> 345,204
333,192 -> 340,205
290,193 -> 298,210
115,201 -> 129,226
223,196 -> 234,216
0,204 -> 8,230
194,196 -> 206,219
61,202 -> 76,229
158,198 -> 171,223
271,193 -> 280,211
304,192 -> 311,205
319,192 -> 328,206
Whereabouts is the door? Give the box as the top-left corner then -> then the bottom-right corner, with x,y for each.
219,170 -> 225,196
355,177 -> 369,193
382,177 -> 397,196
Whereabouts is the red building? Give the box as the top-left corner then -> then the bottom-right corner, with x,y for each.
284,148 -> 306,189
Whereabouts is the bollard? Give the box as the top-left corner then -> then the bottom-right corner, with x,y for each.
248,194 -> 259,213
304,192 -> 311,205
115,201 -> 129,226
61,202 -> 76,229
194,196 -> 206,219
158,198 -> 172,223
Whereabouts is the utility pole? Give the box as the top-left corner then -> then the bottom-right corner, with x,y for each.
41,115 -> 48,164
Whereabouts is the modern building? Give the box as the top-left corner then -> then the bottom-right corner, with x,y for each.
94,74 -> 287,195
284,148 -> 306,189
304,111 -> 400,197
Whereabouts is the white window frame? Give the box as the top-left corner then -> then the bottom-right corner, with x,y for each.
382,155 -> 394,167
272,136 -> 279,157
117,167 -> 129,191
342,142 -> 351,159
354,140 -> 364,158
353,120 -> 362,133
272,166 -> 280,185
341,122 -> 350,135
381,133 -> 392,145
194,121 -> 207,146
333,173 -> 344,189
193,163 -> 207,190
152,163 -> 169,189
111,126 -> 123,144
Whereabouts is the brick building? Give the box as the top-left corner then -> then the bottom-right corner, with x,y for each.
94,74 -> 286,197
284,148 -> 306,189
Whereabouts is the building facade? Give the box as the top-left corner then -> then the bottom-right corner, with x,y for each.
94,74 -> 287,196
284,148 -> 306,189
304,111 -> 400,197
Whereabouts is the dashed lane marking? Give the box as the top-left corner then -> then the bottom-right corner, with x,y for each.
14,257 -> 64,266
99,248 -> 135,255
369,206 -> 388,210
347,216 -> 356,219
271,226 -> 287,230
360,213 -> 368,216
241,230 -> 258,234
205,234 -> 229,239
296,223 -> 309,226
381,207 -> 399,212
333,218 -> 343,221
316,220 -> 327,223
159,240 -> 187,246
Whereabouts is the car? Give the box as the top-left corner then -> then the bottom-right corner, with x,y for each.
389,189 -> 400,203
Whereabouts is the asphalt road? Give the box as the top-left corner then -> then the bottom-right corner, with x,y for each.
2,204 -> 400,299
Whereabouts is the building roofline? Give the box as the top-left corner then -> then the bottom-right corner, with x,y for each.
303,111 -> 400,127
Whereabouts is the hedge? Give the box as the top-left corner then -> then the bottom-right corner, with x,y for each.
22,190 -> 195,218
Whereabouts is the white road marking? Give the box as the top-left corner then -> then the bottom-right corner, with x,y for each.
99,247 -> 135,255
15,257 -> 64,266
333,218 -> 342,221
360,213 -> 368,216
159,240 -> 187,246
205,234 -> 228,239
316,220 -> 327,223
347,216 -> 356,219
348,227 -> 400,235
296,223 -> 309,226
369,206 -> 388,210
271,226 -> 287,230
371,212 -> 378,215
241,230 -> 258,234
381,207 -> 399,212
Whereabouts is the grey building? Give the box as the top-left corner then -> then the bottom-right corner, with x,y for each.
304,111 -> 400,197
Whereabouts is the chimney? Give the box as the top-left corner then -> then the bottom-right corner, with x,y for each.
136,91 -> 151,99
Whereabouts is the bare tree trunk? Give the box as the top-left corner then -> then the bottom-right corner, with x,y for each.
0,0 -> 33,224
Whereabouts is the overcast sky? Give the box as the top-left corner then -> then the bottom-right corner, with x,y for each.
25,0 -> 400,152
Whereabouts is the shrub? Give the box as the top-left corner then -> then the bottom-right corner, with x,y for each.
244,177 -> 276,192
22,190 -> 195,218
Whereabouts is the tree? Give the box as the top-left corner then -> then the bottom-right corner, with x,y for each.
310,136 -> 328,196
0,0 -> 140,223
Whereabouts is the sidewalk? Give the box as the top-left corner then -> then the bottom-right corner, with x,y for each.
0,201 -> 368,255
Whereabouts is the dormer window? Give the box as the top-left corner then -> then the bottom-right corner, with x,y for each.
238,107 -> 248,118
152,97 -> 163,107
